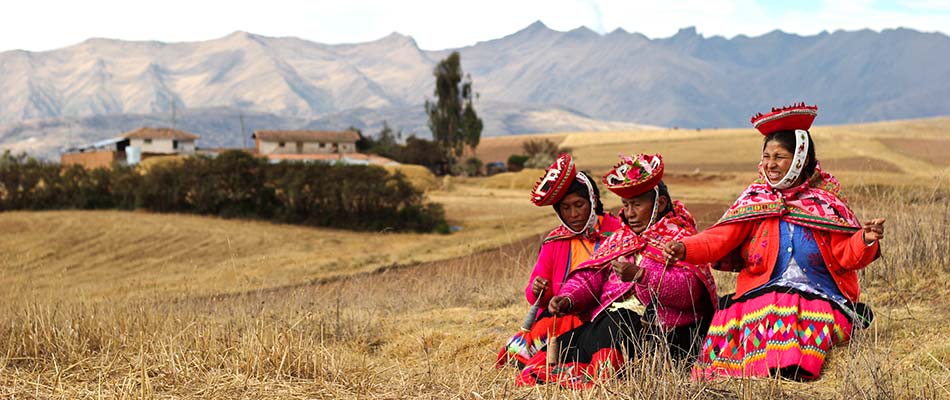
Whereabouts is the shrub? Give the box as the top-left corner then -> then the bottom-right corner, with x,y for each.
0,151 -> 446,233
506,154 -> 529,172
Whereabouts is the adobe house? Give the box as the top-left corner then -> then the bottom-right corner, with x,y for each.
121,127 -> 198,154
61,127 -> 199,169
252,130 -> 360,156
60,137 -> 131,169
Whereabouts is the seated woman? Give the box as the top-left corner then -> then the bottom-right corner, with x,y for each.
663,103 -> 886,381
496,153 -> 623,368
517,153 -> 718,388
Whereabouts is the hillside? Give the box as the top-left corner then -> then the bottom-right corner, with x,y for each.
1,118 -> 949,398
1,22 -> 948,158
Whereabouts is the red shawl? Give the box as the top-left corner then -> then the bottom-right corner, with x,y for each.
575,201 -> 718,305
715,163 -> 861,233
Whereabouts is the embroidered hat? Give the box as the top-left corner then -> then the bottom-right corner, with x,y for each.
601,153 -> 664,199
531,153 -> 577,206
751,102 -> 817,136
753,103 -> 818,189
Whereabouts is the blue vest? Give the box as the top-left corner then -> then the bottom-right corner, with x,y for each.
762,221 -> 847,304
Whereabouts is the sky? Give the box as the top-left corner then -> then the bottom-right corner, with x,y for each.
1,0 -> 948,52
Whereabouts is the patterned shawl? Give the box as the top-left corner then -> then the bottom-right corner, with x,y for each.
573,200 -> 719,307
579,201 -> 697,268
715,162 -> 861,233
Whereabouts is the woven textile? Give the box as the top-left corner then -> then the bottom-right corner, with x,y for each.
716,164 -> 861,233
496,313 -> 583,368
693,288 -> 852,380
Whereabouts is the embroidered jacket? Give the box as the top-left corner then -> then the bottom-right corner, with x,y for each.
681,218 -> 879,302
557,202 -> 717,328
524,214 -> 624,308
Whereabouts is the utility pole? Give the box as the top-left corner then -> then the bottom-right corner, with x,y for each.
239,110 -> 247,150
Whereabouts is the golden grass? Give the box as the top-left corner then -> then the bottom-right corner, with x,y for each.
2,179 -> 948,398
474,168 -> 545,191
465,133 -> 569,164
382,164 -> 440,192
2,117 -> 950,398
0,184 -> 551,303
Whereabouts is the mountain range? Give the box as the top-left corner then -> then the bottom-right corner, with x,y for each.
1,21 -> 947,158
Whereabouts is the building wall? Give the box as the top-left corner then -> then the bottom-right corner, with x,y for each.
258,140 -> 356,155
61,150 -> 121,169
129,138 -> 195,154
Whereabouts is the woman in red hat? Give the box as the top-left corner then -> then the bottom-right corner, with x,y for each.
496,153 -> 623,369
516,153 -> 718,388
663,103 -> 886,381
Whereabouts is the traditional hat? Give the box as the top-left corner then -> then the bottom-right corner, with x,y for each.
530,153 -> 577,206
752,103 -> 818,189
601,153 -> 664,199
751,102 -> 817,136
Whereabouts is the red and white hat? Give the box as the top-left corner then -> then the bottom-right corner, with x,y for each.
531,153 -> 577,206
601,153 -> 664,199
751,102 -> 817,136
752,103 -> 818,189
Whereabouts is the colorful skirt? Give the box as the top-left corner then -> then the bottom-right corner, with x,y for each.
693,287 -> 853,381
515,309 -> 707,388
496,311 -> 583,368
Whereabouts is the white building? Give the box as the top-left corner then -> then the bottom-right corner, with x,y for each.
121,127 -> 198,155
252,130 -> 360,156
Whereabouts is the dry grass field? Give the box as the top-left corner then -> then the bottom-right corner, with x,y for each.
1,117 -> 949,399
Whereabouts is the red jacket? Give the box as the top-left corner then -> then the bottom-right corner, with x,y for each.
681,218 -> 879,302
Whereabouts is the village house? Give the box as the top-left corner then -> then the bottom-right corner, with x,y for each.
121,127 -> 198,155
251,130 -> 396,165
61,127 -> 199,169
252,130 -> 359,155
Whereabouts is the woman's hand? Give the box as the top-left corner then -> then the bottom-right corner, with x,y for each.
663,241 -> 686,264
548,296 -> 573,316
611,255 -> 642,282
531,277 -> 549,298
862,218 -> 886,244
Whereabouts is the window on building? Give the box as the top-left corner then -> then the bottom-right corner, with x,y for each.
296,141 -> 303,154
319,142 -> 325,148
278,142 -> 285,147
144,138 -> 152,144
173,140 -> 179,150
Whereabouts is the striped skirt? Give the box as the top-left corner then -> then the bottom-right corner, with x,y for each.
693,287 -> 853,381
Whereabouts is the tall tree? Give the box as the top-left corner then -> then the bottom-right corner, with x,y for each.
425,51 -> 482,173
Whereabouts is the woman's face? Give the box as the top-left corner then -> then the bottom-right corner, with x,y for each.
762,140 -> 795,183
557,192 -> 592,232
622,190 -> 665,234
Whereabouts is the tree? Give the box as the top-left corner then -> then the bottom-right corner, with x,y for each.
425,51 -> 483,174
521,138 -> 571,169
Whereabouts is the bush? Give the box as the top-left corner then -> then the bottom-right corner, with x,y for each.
522,138 -> 559,158
524,152 -> 556,169
0,151 -> 446,233
456,157 -> 483,177
506,154 -> 529,172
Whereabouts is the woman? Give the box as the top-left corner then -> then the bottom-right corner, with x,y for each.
517,153 -> 718,388
663,103 -> 886,381
496,153 -> 623,368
